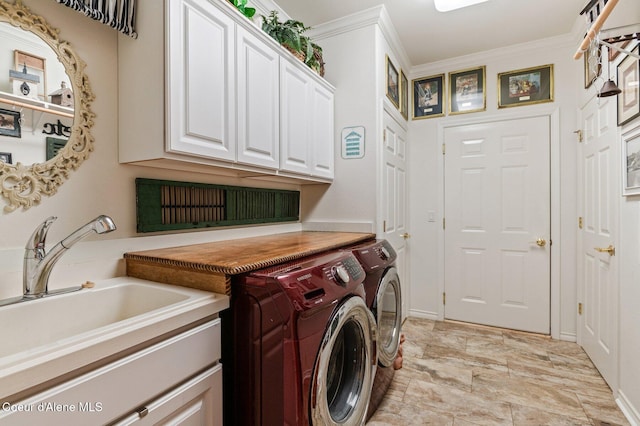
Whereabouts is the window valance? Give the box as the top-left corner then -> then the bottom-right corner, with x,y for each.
52,0 -> 137,38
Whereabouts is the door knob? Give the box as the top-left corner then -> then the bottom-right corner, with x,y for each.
400,232 -> 411,239
535,238 -> 546,247
594,245 -> 615,256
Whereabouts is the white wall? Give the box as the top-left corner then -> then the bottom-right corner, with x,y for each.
301,24 -> 379,226
407,35 -> 581,337
0,0 -> 302,301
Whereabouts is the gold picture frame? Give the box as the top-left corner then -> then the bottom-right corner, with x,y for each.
386,55 -> 399,108
412,74 -> 445,120
448,66 -> 486,115
400,69 -> 408,120
498,64 -> 554,108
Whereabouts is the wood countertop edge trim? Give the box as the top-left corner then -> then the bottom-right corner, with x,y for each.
123,240 -> 372,276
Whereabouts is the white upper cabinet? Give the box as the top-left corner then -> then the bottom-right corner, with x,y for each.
280,57 -> 335,178
118,0 -> 334,182
280,57 -> 312,174
167,0 -> 236,161
310,82 -> 335,179
236,25 -> 279,169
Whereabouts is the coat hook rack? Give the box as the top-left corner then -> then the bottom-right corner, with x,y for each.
574,0 -> 620,60
599,23 -> 640,60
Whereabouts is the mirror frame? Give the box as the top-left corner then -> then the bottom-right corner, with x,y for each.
0,0 -> 95,212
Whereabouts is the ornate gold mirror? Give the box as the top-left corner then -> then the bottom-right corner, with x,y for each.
0,0 -> 95,212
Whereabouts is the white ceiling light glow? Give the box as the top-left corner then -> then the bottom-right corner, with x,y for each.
434,0 -> 490,12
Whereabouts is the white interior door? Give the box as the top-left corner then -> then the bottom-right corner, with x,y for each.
381,110 -> 409,321
578,95 -> 618,389
444,116 -> 551,333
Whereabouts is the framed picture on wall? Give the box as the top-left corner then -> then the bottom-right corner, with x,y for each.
0,152 -> 12,164
622,124 -> 640,196
498,64 -> 554,108
584,45 -> 601,88
0,108 -> 21,138
617,46 -> 640,126
448,66 -> 485,114
400,70 -> 408,120
412,74 -> 445,119
386,55 -> 400,108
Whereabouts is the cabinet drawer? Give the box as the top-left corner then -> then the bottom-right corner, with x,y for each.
0,319 -> 221,426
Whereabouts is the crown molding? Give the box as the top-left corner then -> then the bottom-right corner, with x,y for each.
410,32 -> 577,77
306,5 -> 410,68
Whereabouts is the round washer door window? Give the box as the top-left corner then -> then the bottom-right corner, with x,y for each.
310,296 -> 376,426
376,267 -> 402,367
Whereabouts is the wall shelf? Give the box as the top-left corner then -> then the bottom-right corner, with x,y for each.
0,90 -> 74,119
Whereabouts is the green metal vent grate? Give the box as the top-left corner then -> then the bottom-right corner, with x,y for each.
136,178 -> 300,233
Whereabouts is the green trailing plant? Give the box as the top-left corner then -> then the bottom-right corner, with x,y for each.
262,11 -> 305,54
261,11 -> 325,76
229,0 -> 255,19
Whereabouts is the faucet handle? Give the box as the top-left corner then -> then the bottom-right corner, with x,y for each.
25,216 -> 57,254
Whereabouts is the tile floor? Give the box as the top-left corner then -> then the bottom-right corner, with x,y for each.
367,317 -> 630,426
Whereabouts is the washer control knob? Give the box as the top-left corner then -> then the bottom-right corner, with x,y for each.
380,246 -> 391,260
332,265 -> 350,285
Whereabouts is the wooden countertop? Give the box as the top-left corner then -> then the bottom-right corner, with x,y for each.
124,231 -> 375,294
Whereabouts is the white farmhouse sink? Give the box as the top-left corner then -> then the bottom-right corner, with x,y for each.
0,277 -> 229,401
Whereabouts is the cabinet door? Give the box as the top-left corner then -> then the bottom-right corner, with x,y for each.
113,365 -> 223,426
310,83 -> 334,179
280,58 -> 312,174
236,26 -> 279,169
167,0 -> 236,161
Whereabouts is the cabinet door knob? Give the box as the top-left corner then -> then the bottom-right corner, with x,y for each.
400,233 -> 411,239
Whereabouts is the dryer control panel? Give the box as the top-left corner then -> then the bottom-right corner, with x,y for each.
254,251 -> 365,311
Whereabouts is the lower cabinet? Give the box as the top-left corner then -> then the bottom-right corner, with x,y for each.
0,319 -> 222,426
113,365 -> 222,426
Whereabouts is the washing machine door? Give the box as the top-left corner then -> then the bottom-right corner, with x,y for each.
375,267 -> 402,367
310,296 -> 377,426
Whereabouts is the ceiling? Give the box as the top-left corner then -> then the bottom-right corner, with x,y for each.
272,0 -> 587,66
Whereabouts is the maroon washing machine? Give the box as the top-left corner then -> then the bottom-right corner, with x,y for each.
221,251 -> 377,425
344,239 -> 402,419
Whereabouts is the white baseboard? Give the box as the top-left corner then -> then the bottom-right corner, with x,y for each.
407,309 -> 439,321
617,390 -> 640,426
559,332 -> 577,342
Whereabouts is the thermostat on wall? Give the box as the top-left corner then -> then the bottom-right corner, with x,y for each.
341,126 -> 365,159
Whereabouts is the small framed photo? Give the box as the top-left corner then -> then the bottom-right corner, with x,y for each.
498,64 -> 554,108
0,152 -> 12,164
400,70 -> 408,120
617,46 -> 640,126
0,108 -> 21,138
412,74 -> 445,119
386,55 -> 399,108
622,124 -> 640,196
449,66 -> 485,114
584,45 -> 601,88
14,50 -> 47,101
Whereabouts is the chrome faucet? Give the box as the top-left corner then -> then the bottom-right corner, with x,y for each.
23,215 -> 117,298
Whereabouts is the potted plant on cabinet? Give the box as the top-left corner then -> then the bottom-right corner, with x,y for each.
229,0 -> 255,19
261,11 -> 325,76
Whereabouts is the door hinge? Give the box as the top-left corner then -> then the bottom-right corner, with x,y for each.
442,143 -> 446,155
578,302 -> 583,315
383,130 -> 386,143
578,217 -> 583,229
574,130 -> 583,143
442,218 -> 446,230
443,292 -> 446,305
383,220 -> 386,233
